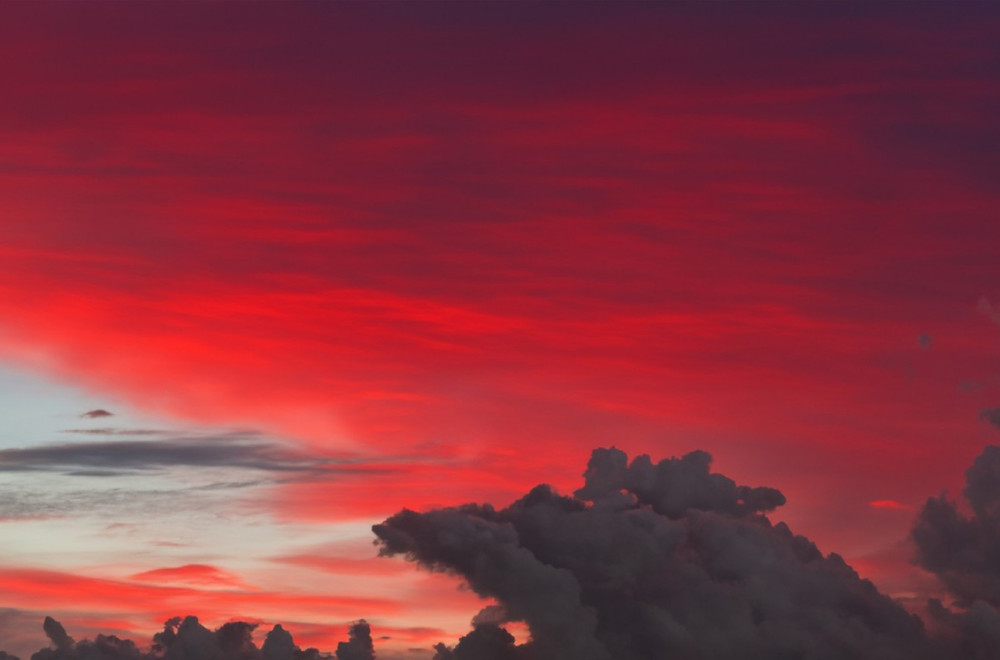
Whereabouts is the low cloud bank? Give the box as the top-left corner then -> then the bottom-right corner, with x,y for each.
4,616 -> 372,660
9,446 -> 1000,659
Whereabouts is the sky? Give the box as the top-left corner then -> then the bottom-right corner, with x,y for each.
0,2 -> 999,659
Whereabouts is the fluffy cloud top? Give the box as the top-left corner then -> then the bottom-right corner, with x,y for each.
375,447 -> 937,660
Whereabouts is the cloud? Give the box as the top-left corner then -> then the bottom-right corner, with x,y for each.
8,617 -> 378,660
130,565 -> 248,590
870,499 -> 912,511
980,409 -> 1000,431
59,429 -> 169,436
375,447 -> 937,660
12,446 -> 1000,659
925,599 -> 1000,660
79,410 -> 113,419
0,436 -> 322,476
333,621 -> 374,660
912,445 -> 1000,607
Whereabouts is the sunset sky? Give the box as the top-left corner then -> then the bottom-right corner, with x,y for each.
1,3 -> 999,659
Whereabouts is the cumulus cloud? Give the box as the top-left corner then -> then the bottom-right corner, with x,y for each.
13,446 -> 1000,659
7,617 -> 372,660
980,409 -> 1000,431
925,599 -> 1000,660
375,447 -> 936,660
912,445 -> 1000,606
333,622 -> 373,660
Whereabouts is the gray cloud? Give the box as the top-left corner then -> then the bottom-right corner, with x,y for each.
0,436 -> 321,476
80,410 -> 113,419
333,622 -> 373,660
8,616 -> 374,660
913,445 -> 1000,607
376,447 -> 945,660
59,429 -> 170,437
980,409 -> 1000,431
11,447 -> 1000,659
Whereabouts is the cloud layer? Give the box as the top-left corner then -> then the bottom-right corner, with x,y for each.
10,445 -> 1000,658
11,616 -> 372,660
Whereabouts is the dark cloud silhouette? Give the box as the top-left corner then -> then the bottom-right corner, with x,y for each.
980,409 -> 1000,431
8,617 -> 376,660
334,622 -> 373,660
926,599 -> 1000,660
376,447 -> 942,660
431,625 -> 520,660
13,447 -> 1000,659
32,616 -> 141,660
913,445 -> 1000,606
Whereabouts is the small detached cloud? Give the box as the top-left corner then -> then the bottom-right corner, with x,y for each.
870,499 -> 912,511
130,565 -> 249,590
79,410 -> 113,419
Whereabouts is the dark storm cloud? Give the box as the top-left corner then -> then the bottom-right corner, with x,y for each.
0,436 -> 321,475
912,445 -> 1000,606
80,410 -> 113,419
375,447 -> 942,660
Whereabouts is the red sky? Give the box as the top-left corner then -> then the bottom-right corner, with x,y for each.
1,3 -> 999,658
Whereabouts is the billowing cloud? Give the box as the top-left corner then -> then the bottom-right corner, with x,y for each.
980,409 -> 1000,431
912,445 -> 1000,606
10,446 -> 1000,659
10,616 -> 374,660
375,447 -> 937,660
333,622 -> 373,660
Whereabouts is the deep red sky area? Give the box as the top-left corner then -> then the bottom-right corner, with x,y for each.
1,3 -> 999,653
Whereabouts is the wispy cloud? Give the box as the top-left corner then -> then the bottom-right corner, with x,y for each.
0,435 -> 322,475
